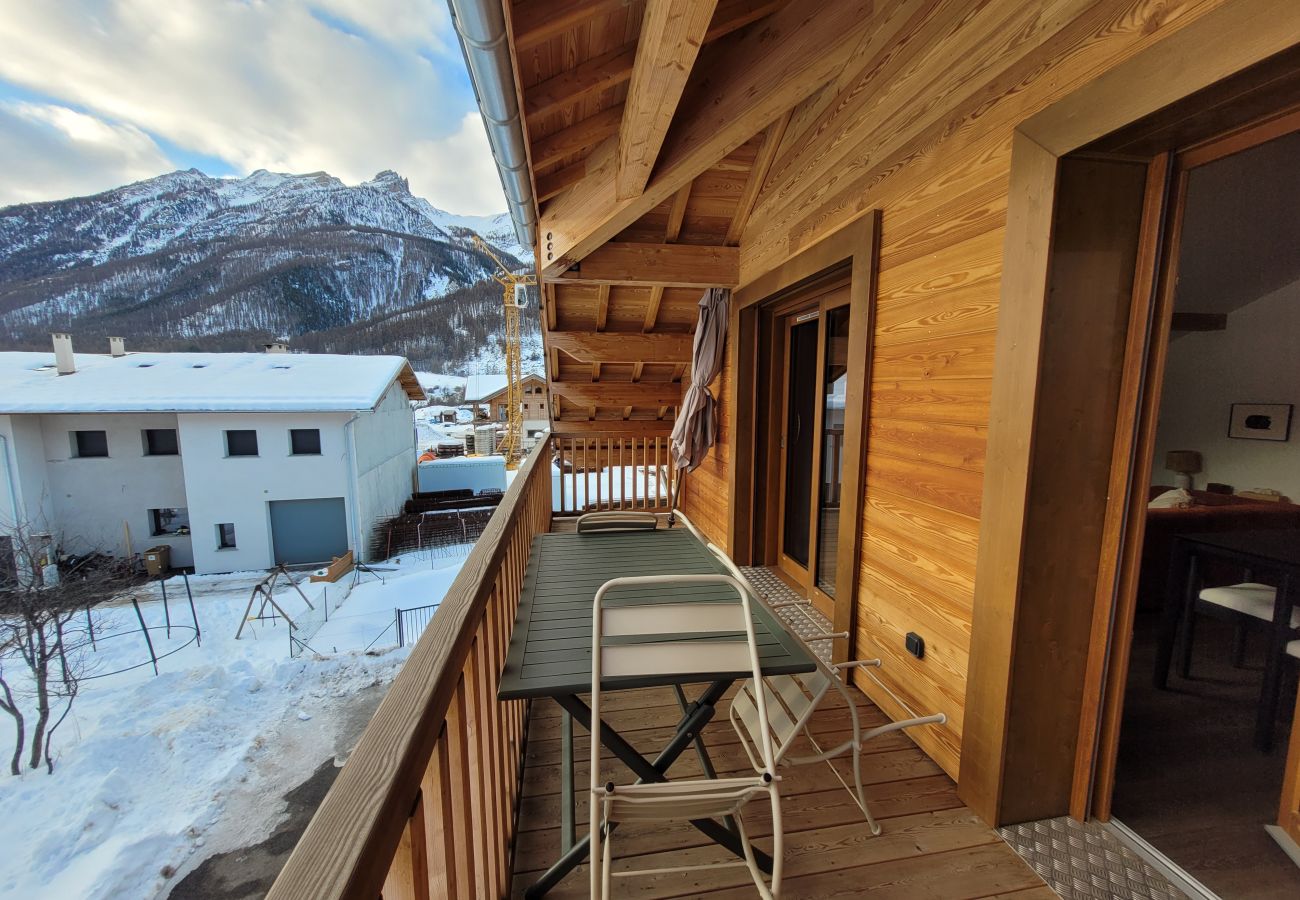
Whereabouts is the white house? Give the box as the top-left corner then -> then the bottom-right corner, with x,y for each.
0,342 -> 425,575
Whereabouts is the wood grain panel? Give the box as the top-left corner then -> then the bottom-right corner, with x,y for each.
866,419 -> 986,474
871,330 -> 998,383
868,378 -> 992,429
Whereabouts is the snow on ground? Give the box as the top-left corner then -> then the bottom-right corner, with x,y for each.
0,547 -> 472,900
310,549 -> 472,654
558,465 -> 669,509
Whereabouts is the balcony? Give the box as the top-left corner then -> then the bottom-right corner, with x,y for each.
265,434 -> 1047,899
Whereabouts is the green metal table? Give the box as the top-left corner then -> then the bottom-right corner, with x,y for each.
498,528 -> 816,897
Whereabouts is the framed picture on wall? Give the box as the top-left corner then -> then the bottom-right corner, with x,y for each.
1228,403 -> 1293,441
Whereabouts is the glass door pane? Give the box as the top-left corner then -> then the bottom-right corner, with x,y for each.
782,319 -> 819,568
815,306 -> 850,595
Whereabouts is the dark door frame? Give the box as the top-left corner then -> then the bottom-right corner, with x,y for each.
727,211 -> 880,663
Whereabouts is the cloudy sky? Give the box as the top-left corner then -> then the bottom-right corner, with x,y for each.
0,0 -> 507,214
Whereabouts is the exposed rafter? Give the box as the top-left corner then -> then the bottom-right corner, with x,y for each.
526,45 -> 639,121
538,0 -> 874,278
551,381 -> 682,408
616,0 -> 718,200
521,1 -> 788,119
550,419 -> 675,437
513,0 -> 634,52
537,161 -> 587,202
548,331 -> 694,363
725,111 -> 790,245
531,106 -> 622,170
555,243 -> 739,287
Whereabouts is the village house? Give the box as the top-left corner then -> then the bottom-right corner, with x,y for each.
465,371 -> 550,440
0,337 -> 424,575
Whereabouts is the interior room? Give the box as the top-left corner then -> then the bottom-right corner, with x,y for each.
1111,128 -> 1300,898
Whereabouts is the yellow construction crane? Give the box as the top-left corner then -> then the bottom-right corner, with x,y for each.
473,235 -> 536,470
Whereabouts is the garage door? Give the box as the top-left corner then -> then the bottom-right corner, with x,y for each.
269,498 -> 349,566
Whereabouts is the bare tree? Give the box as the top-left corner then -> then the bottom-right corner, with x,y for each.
0,525 -> 138,775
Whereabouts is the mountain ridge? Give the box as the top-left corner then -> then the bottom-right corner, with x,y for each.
0,168 -> 538,373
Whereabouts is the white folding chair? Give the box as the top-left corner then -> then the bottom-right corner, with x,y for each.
589,574 -> 783,899
576,510 -> 660,533
705,544 -> 946,836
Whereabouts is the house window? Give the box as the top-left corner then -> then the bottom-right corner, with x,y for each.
150,507 -> 190,536
143,428 -> 179,456
290,428 -> 321,455
72,430 -> 108,458
225,429 -> 258,457
216,523 -> 237,549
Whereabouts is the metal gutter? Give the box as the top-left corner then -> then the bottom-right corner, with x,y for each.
446,0 -> 537,251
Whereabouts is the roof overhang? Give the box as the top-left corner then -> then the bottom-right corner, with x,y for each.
454,0 -> 869,427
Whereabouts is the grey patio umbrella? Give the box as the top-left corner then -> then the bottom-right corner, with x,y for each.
669,287 -> 730,510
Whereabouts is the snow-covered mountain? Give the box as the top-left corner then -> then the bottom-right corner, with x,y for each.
0,168 -> 536,371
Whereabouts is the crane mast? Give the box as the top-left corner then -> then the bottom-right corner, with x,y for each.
473,236 -> 536,470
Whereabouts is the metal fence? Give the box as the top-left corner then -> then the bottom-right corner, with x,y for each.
395,602 -> 440,648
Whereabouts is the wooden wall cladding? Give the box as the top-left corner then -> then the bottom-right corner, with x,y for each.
705,0 -> 1249,780
679,330 -> 734,553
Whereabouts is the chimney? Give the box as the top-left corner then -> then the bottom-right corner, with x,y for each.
52,333 -> 75,375
264,341 -> 289,354
108,336 -> 126,357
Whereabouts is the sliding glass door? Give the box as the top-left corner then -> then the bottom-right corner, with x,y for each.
775,286 -> 852,611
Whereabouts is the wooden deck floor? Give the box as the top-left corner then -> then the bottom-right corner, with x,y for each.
510,683 -> 1053,898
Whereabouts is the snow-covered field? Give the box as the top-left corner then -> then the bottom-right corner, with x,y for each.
0,547 -> 471,899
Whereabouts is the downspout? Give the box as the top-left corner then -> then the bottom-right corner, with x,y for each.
343,414 -> 363,563
445,0 -> 537,250
0,434 -> 20,525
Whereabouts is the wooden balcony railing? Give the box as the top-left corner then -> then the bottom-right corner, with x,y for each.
266,435 -> 553,900
552,432 -> 675,515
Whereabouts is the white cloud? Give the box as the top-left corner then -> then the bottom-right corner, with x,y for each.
0,0 -> 506,214
0,101 -> 173,205
409,113 -> 507,215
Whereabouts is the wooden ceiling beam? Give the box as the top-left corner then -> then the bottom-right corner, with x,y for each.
616,0 -> 718,200
513,0 -> 634,52
642,285 -> 665,331
531,106 -> 623,170
537,161 -> 588,202
665,183 -> 691,241
550,419 -> 674,437
538,0 -> 873,277
522,1 -> 789,121
554,242 -> 739,287
526,45 -> 639,121
551,381 -> 683,408
548,331 -> 694,363
1170,312 -> 1227,331
725,110 -> 789,245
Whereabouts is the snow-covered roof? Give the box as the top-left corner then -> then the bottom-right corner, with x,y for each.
463,373 -> 508,402
464,372 -> 545,402
415,371 -> 467,394
0,351 -> 426,414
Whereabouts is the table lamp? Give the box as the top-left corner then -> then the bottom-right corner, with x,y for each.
1165,450 -> 1202,490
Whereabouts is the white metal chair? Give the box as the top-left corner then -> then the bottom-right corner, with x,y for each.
589,573 -> 783,899
705,544 -> 946,835
576,510 -> 660,533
